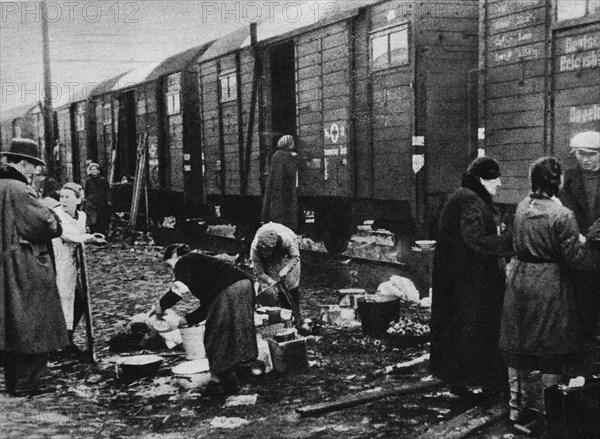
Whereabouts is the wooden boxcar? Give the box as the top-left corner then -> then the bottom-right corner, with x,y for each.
89,43 -> 211,217
197,0 -> 480,250
0,103 -> 40,150
481,0 -> 599,205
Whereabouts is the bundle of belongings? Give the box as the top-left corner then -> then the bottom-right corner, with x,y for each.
108,310 -> 183,353
376,275 -> 420,304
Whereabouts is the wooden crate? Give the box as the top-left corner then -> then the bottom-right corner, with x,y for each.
267,337 -> 309,374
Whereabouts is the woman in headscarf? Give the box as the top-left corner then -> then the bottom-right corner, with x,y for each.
153,244 -> 258,395
261,134 -> 300,231
499,157 -> 600,423
430,156 -> 514,397
251,222 -> 301,326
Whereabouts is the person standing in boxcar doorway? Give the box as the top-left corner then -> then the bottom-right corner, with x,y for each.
558,131 -> 600,342
261,135 -> 300,232
430,157 -> 514,398
84,162 -> 111,236
0,138 -> 69,396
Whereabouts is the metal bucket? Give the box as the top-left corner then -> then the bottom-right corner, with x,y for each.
357,295 -> 401,338
180,323 -> 206,360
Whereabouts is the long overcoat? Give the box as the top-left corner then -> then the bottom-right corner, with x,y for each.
261,150 -> 299,231
500,196 -> 596,356
558,166 -> 600,339
430,185 -> 513,389
0,165 -> 69,354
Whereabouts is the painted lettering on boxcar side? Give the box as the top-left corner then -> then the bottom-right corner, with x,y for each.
491,42 -> 543,65
491,29 -> 536,49
569,104 -> 600,124
558,49 -> 599,72
489,8 -> 544,34
487,0 -> 544,19
562,33 -> 600,54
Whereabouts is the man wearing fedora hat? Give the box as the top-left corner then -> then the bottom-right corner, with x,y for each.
1,138 -> 69,396
559,130 -> 600,341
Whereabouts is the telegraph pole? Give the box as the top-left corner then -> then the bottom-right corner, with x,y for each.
41,0 -> 55,176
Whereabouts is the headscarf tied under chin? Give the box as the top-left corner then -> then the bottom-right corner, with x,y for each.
461,157 -> 501,208
277,135 -> 295,151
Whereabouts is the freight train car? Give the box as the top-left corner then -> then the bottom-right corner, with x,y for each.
0,103 -> 40,150
88,43 -> 212,218
196,0 -> 480,251
481,0 -> 599,205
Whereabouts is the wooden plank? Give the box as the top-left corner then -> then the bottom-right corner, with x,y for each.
487,77 -> 545,99
554,87 -> 600,107
554,29 -> 600,56
485,143 -> 543,161
489,24 -> 546,51
297,64 -> 321,80
488,7 -> 545,35
554,68 -> 599,91
417,402 -> 507,439
297,52 -> 321,70
297,77 -> 322,93
487,0 -> 545,19
487,59 -> 545,84
488,110 -> 544,129
322,44 -> 348,62
486,93 -> 545,113
487,126 -> 544,145
488,42 -> 544,67
296,39 -> 321,58
296,21 -> 346,44
322,70 -> 348,87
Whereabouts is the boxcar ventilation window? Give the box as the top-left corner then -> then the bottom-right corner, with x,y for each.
371,25 -> 409,70
76,109 -> 85,132
166,72 -> 182,116
103,104 -> 112,126
556,0 -> 600,22
219,70 -> 237,103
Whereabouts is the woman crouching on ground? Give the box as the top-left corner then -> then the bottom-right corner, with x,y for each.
153,244 -> 258,395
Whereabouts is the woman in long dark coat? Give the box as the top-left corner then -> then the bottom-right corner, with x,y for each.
153,244 -> 258,395
261,135 -> 300,231
499,157 -> 599,422
430,157 -> 514,395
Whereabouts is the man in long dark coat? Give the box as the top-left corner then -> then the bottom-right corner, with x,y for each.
1,139 -> 69,396
261,135 -> 300,232
558,131 -> 600,341
430,157 -> 514,395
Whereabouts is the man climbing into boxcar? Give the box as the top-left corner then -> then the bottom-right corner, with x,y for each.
261,135 -> 300,232
559,130 -> 600,341
1,138 -> 69,396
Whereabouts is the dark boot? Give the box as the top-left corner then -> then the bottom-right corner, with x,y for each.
216,368 -> 241,395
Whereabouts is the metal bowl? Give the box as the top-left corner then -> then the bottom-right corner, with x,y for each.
118,354 -> 164,380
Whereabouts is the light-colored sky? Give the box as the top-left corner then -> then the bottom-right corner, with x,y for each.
0,0 -> 291,113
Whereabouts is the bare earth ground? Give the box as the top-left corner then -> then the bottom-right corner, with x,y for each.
0,243 -> 586,438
